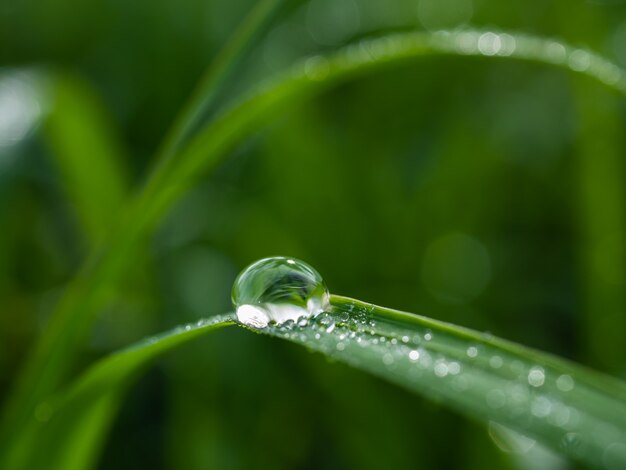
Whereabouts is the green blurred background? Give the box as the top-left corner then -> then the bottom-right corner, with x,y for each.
2,0 -> 626,468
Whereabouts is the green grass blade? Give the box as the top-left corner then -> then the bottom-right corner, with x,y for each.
43,72 -> 129,246
138,30 -> 626,229
263,295 -> 626,469
573,82 -> 626,373
0,0 -> 283,446
5,28 -> 626,459
11,293 -> 626,469
4,314 -> 235,470
154,0 -> 286,166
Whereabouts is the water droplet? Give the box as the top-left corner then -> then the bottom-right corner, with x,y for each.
556,374 -> 575,392
549,402 -> 571,427
409,350 -> 420,361
448,361 -> 461,375
531,396 -> 552,418
489,355 -> 503,369
528,366 -> 545,387
434,360 -> 449,377
569,49 -> 591,72
466,346 -> 478,358
545,41 -> 567,63
232,257 -> 329,329
478,32 -> 502,56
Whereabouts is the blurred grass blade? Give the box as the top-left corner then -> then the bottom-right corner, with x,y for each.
138,30 -> 626,228
4,314 -> 235,470
573,82 -> 626,373
5,29 -> 626,459
265,296 -> 626,469
0,0 -> 285,447
155,0 -> 287,166
44,72 -> 129,246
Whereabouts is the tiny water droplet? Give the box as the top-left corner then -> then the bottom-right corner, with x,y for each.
489,355 -> 503,369
556,374 -> 575,392
528,366 -> 545,387
434,360 -> 449,377
382,353 -> 394,365
232,257 -> 329,329
448,361 -> 461,375
531,396 -> 552,418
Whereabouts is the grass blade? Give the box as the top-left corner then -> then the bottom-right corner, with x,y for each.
139,30 -> 626,229
4,314 -> 235,470
263,295 -> 626,469
44,72 -> 129,246
0,0 -> 285,446
10,292 -> 626,469
573,82 -> 626,373
154,0 -> 287,166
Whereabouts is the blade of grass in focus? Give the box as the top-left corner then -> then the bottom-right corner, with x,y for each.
4,315 -> 235,470
4,29 -> 626,463
267,296 -> 626,469
9,295 -> 626,469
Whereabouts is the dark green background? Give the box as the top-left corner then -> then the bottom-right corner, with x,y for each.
1,0 -> 626,468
